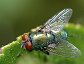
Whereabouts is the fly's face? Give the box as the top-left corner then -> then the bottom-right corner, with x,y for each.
22,33 -> 28,42
21,33 -> 33,51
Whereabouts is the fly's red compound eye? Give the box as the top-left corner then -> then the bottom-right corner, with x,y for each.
22,33 -> 29,42
25,41 -> 32,51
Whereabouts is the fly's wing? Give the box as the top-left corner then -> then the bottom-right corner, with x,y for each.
46,39 -> 81,58
43,9 -> 72,32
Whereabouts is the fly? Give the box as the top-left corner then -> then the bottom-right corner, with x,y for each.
21,8 -> 81,58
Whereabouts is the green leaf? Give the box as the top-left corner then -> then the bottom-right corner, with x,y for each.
0,23 -> 84,64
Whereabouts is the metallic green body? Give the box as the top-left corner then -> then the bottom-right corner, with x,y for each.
29,31 -> 67,50
29,32 -> 54,49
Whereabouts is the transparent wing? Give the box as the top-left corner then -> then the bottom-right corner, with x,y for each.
47,39 -> 81,58
43,9 -> 72,32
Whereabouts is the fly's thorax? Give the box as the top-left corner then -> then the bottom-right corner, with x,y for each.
29,32 -> 55,49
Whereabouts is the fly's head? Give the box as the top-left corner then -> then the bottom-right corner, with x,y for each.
21,33 -> 33,51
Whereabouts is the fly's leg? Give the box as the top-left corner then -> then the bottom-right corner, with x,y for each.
40,47 -> 49,55
43,50 -> 49,55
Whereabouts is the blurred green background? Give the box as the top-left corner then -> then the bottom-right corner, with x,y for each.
0,0 -> 84,46
0,0 -> 84,64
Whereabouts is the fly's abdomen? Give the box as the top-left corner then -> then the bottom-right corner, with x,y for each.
29,32 -> 55,50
